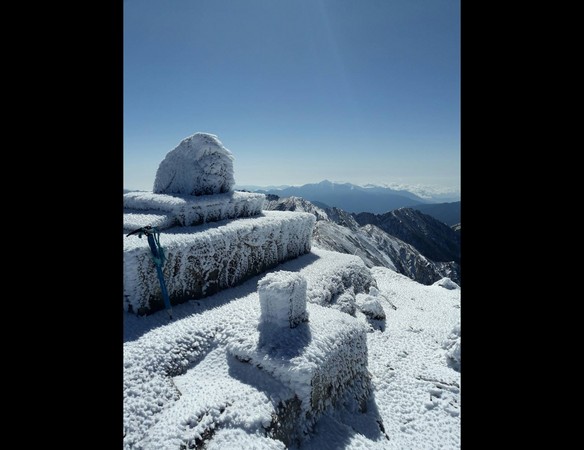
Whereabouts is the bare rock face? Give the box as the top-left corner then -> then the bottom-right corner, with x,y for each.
153,132 -> 235,196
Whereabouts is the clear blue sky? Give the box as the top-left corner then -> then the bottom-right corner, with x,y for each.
124,0 -> 460,191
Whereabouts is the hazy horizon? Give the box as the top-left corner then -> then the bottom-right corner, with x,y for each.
124,177 -> 460,203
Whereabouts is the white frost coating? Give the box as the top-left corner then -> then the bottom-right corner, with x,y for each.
258,271 -> 308,330
442,322 -> 461,371
123,212 -> 176,232
433,277 -> 460,290
123,211 -> 316,314
124,191 -> 192,212
355,293 -> 386,320
227,302 -> 370,442
153,132 -> 235,196
206,428 -> 286,450
123,250 -> 372,449
331,290 -> 356,315
302,250 -> 376,309
123,254 -> 460,449
123,190 -> 265,231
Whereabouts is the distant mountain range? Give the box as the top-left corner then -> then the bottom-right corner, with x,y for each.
128,181 -> 460,224
263,195 -> 460,286
255,180 -> 430,214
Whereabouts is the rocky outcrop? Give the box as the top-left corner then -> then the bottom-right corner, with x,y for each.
153,132 -> 235,196
359,224 -> 460,285
124,211 -> 316,315
124,133 -> 317,315
354,207 -> 461,264
264,196 -> 461,286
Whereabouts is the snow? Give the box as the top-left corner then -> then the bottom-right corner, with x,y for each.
433,277 -> 460,290
124,129 -> 459,447
124,251 -> 460,449
313,221 -> 399,272
355,293 -> 386,320
123,211 -> 316,315
362,267 -> 461,449
123,211 -> 176,232
153,132 -> 235,196
123,190 -> 265,232
227,302 -> 371,446
258,271 -> 308,331
302,251 -> 375,310
442,323 -> 461,371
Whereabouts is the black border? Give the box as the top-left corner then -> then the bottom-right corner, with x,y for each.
56,0 -> 124,446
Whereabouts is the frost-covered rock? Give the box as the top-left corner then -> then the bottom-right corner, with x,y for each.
123,249 -> 377,449
153,132 -> 235,196
331,290 -> 357,316
123,190 -> 265,231
304,252 -> 376,309
123,253 -> 460,449
258,271 -> 308,332
227,303 -> 371,446
123,211 -> 316,315
122,211 -> 176,232
433,277 -> 460,290
266,197 -> 462,285
443,322 -> 461,371
355,293 -> 386,320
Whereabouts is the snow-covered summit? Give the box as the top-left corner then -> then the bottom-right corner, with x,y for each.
124,132 -> 316,315
123,253 -> 461,449
153,132 -> 235,196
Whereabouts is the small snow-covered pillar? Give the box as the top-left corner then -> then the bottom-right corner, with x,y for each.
258,271 -> 308,329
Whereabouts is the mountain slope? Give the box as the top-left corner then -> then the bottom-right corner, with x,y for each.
259,180 -> 428,214
354,208 -> 460,264
264,196 -> 460,285
408,201 -> 460,226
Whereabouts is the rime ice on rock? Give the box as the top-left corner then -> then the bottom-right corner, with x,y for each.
153,132 -> 235,196
124,212 -> 315,315
356,293 -> 386,320
258,271 -> 308,330
433,277 -> 460,290
443,322 -> 461,371
123,132 -> 316,315
258,270 -> 308,328
123,190 -> 265,231
227,301 -> 371,445
355,286 -> 390,320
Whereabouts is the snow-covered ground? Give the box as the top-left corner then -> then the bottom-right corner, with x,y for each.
124,250 -> 460,449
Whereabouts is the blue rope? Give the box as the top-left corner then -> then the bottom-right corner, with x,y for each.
127,226 -> 173,318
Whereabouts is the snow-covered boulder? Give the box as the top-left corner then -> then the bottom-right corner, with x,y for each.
356,293 -> 386,320
227,303 -> 371,445
124,211 -> 316,315
433,277 -> 460,290
258,271 -> 308,332
153,132 -> 235,196
443,322 -> 461,371
331,289 -> 357,316
304,253 -> 376,309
